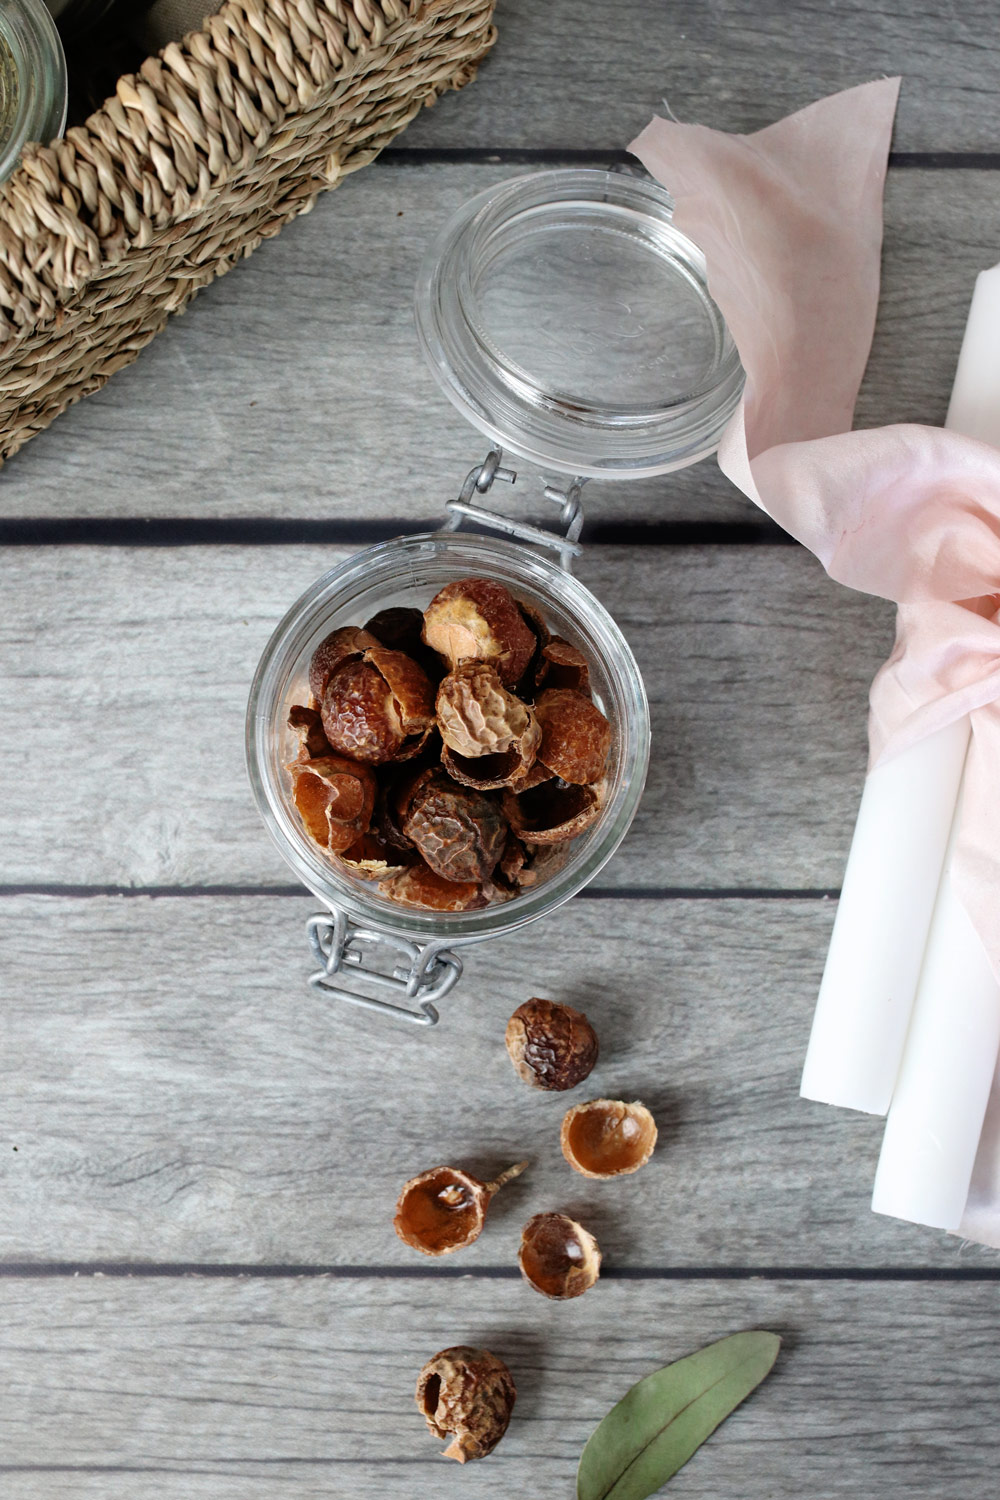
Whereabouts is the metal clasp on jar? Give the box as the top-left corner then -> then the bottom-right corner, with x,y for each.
441,447 -> 585,570
306,909 -> 463,1026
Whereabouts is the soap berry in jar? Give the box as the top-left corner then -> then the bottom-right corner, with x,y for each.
286,754 -> 376,853
436,661 -> 541,789
320,646 -> 435,765
307,625 -> 380,702
378,861 -> 489,911
503,778 -> 604,844
422,578 -> 535,687
400,771 -> 506,885
535,688 -> 611,785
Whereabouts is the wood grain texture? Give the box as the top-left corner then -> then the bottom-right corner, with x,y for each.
0,167 -> 994,523
1,1275 -> 998,1497
2,893 -> 993,1268
403,0 -> 1000,153
0,544 -> 893,889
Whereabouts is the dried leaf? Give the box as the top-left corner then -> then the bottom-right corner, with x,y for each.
576,1331 -> 780,1500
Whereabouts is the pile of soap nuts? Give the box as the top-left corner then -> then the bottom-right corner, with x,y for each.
400,997 -> 657,1463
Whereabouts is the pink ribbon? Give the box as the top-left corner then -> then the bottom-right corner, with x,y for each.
631,79 -> 1000,978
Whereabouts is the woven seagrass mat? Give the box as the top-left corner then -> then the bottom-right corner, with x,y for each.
0,0 -> 496,464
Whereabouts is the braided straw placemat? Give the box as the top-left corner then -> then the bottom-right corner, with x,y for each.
0,0 -> 496,463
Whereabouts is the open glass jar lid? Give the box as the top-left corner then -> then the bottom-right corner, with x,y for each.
415,168 -> 744,479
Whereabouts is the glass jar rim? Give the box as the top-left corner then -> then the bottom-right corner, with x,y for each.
0,0 -> 68,184
246,531 -> 650,944
414,167 -> 745,480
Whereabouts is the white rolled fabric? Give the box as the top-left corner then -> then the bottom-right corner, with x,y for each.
872,796 -> 1000,1230
800,262 -> 1000,1116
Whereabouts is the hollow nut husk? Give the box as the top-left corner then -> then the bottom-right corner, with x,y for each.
518,1212 -> 601,1299
560,1099 -> 658,1179
436,661 -> 541,789
422,577 -> 536,687
416,1346 -> 516,1463
320,647 -> 435,765
393,1161 -> 528,1256
286,754 -> 376,854
505,998 -> 599,1091
400,771 -> 507,883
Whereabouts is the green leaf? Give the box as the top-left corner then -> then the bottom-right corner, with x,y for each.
576,1330 -> 781,1500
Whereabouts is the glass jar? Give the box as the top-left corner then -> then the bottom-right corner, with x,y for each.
247,169 -> 743,1025
0,0 -> 67,185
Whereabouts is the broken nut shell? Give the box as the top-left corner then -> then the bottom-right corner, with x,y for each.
320,648 -> 434,765
394,1161 -> 528,1256
307,625 -> 379,702
378,861 -> 488,911
518,1212 -> 601,1300
287,754 -> 376,853
422,578 -> 536,687
505,998 -> 599,1092
503,778 -> 604,844
560,1099 -> 657,1179
401,773 -> 507,884
535,688 -> 611,785
416,1346 -> 516,1463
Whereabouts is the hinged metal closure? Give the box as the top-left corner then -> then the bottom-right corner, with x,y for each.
441,446 -> 585,570
306,909 -> 462,1026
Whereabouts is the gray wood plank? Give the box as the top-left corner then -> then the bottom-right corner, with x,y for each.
2,892 -> 993,1267
1,1275 -> 998,1496
0,544 -> 893,889
0,166 -> 994,521
404,0 -> 1000,154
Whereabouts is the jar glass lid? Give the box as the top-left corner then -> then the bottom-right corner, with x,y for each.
415,168 -> 744,480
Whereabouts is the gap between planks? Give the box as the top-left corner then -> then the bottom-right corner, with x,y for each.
1,1263 -> 999,1280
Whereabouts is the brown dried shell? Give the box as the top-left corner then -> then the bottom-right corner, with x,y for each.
402,773 -> 507,884
537,637 -> 591,694
505,998 -> 599,1092
307,625 -> 379,702
366,606 -> 446,683
394,1162 -> 528,1256
287,754 -> 376,854
437,662 -> 536,756
416,1346 -> 517,1464
535,688 -> 611,785
560,1099 -> 657,1179
320,648 -> 434,765
503,779 -> 604,844
518,1212 -> 601,1300
422,578 -> 536,687
286,704 -> 330,761
378,862 -> 488,912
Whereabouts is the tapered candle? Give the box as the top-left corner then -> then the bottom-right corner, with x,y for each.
801,265 -> 1000,1115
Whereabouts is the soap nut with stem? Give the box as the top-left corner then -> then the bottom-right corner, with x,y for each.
393,1160 -> 528,1256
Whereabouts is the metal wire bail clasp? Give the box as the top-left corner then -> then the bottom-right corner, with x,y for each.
306,909 -> 462,1027
442,447 -> 586,569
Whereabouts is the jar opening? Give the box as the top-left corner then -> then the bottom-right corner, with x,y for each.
415,169 -> 744,479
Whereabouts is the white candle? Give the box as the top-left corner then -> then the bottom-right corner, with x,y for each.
800,719 -> 969,1113
870,264 -> 1000,1228
800,264 -> 1000,1116
872,794 -> 1000,1229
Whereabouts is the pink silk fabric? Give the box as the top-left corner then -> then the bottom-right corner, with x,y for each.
630,79 -> 1000,986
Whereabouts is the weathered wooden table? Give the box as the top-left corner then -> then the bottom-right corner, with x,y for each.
2,3 -> 999,1495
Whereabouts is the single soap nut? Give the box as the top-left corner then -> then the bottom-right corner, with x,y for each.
518,1212 -> 601,1300
505,998 -> 599,1092
422,577 -> 536,686
535,687 -> 611,784
416,1346 -> 516,1463
400,770 -> 507,884
394,1161 -> 528,1256
320,646 -> 434,765
560,1099 -> 657,1179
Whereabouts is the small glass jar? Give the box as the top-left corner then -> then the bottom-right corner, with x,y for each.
0,0 -> 68,185
247,169 -> 743,1025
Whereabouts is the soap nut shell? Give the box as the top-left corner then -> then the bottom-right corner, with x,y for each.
505,998 -> 598,1091
518,1211 -> 601,1299
560,1098 -> 657,1178
416,1345 -> 516,1463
